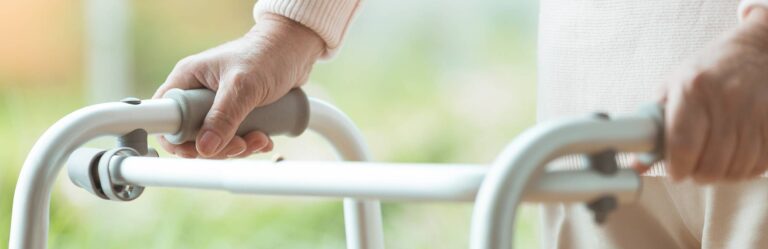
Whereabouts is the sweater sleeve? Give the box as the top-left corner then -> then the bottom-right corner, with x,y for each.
739,0 -> 768,22
253,0 -> 361,59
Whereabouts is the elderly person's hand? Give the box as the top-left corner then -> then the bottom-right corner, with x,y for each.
636,7 -> 768,183
153,13 -> 324,159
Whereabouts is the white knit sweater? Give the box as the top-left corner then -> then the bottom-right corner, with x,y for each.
254,0 -> 361,58
254,0 -> 768,175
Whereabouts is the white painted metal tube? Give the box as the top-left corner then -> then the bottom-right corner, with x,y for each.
307,99 -> 385,249
9,99 -> 182,249
111,157 -> 640,203
9,96 -> 380,249
469,111 -> 661,249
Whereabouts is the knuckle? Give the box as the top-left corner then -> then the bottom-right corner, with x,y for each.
687,70 -> 711,85
205,109 -> 241,132
228,70 -> 249,86
683,70 -> 714,95
175,56 -> 198,71
254,82 -> 274,105
229,73 -> 273,106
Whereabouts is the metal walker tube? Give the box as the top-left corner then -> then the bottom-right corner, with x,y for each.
307,99 -> 385,249
9,97 -> 385,249
110,158 -> 640,203
469,111 -> 662,249
9,99 -> 182,249
10,90 -> 657,249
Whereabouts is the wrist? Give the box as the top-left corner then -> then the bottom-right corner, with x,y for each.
248,13 -> 326,60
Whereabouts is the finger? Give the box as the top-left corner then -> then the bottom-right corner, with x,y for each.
241,133 -> 273,156
157,134 -> 198,158
692,98 -> 735,184
244,131 -> 271,152
207,136 -> 247,159
174,142 -> 199,159
724,124 -> 760,180
157,136 -> 178,155
259,137 -> 274,153
152,57 -> 205,99
665,84 -> 709,181
195,72 -> 267,157
226,132 -> 269,159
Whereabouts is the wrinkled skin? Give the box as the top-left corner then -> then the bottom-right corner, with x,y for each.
153,13 -> 325,159
635,7 -> 768,183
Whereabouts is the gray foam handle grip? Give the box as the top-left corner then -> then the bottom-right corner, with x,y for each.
162,88 -> 310,145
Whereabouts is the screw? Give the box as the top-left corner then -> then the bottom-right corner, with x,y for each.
593,112 -> 610,120
121,97 -> 141,105
586,196 -> 618,224
272,154 -> 285,163
589,149 -> 618,175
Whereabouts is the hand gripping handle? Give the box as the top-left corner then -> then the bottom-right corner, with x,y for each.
162,88 -> 311,144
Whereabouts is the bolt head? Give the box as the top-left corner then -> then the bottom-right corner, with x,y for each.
120,97 -> 141,105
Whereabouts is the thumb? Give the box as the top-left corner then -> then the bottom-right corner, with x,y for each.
196,75 -> 270,157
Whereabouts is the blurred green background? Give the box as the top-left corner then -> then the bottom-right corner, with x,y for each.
0,0 -> 539,248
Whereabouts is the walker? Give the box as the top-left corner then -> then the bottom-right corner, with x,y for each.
8,88 -> 664,249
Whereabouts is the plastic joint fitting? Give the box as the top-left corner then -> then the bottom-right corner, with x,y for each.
66,97 -> 158,201
584,112 -> 621,224
98,147 -> 145,201
67,147 -> 147,201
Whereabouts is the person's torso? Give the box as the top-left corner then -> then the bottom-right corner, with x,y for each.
538,0 -> 738,120
537,0 -> 738,172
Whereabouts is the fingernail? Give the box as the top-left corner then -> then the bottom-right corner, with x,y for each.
226,146 -> 247,158
198,131 -> 222,156
250,140 -> 267,151
179,152 -> 196,158
174,148 -> 193,158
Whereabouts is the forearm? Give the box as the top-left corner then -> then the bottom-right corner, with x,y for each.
248,13 -> 325,66
253,0 -> 362,58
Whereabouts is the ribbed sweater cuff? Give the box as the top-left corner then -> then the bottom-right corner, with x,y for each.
739,0 -> 768,22
254,0 -> 360,58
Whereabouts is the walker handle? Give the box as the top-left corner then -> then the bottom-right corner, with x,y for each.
162,88 -> 310,144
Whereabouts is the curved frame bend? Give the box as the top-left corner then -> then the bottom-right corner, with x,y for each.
469,111 -> 662,249
9,99 -> 181,249
9,97 -> 384,249
308,99 -> 385,249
